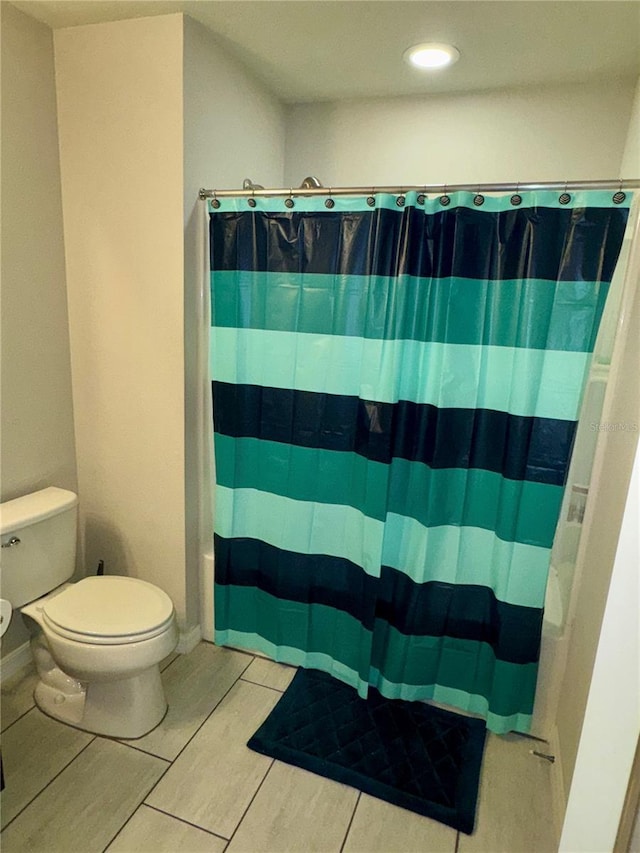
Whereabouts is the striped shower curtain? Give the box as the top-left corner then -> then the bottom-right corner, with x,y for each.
208,190 -> 629,734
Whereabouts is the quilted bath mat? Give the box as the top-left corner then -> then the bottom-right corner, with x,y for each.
247,668 -> 487,834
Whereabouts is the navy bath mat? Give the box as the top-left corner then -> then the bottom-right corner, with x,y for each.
247,668 -> 486,834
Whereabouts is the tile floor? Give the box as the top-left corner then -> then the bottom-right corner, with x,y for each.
1,642 -> 559,853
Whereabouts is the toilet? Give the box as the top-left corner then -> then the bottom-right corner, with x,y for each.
0,487 -> 178,738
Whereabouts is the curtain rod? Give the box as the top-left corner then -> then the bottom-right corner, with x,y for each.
199,179 -> 640,200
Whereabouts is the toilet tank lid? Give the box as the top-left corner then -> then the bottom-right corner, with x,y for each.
0,487 -> 78,535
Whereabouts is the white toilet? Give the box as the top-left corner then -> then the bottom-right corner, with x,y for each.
0,487 -> 178,738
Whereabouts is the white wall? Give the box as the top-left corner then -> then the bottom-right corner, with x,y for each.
1,2 -> 77,656
182,15 -> 285,634
54,16 -> 188,626
284,79 -> 635,186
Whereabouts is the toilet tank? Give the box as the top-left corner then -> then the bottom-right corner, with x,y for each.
0,487 -> 78,608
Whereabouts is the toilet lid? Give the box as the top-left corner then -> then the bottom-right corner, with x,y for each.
42,576 -> 174,641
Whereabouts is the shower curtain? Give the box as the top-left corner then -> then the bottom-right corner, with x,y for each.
209,189 -> 629,734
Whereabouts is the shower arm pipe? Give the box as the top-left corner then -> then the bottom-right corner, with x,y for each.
199,179 -> 640,200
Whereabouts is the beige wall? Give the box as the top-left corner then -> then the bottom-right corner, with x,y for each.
53,12 -> 285,638
54,16 -> 188,626
182,16 -> 285,629
284,79 -> 636,186
1,2 -> 77,655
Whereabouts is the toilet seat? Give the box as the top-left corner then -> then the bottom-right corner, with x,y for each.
42,576 -> 175,645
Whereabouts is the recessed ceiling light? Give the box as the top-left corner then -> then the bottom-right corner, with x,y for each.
404,43 -> 460,70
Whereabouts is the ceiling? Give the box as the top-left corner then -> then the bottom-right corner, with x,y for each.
12,0 -> 640,103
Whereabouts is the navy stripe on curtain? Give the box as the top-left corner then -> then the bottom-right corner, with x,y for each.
212,381 -> 576,485
210,205 -> 624,282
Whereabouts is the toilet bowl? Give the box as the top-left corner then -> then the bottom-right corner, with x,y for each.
22,576 -> 178,738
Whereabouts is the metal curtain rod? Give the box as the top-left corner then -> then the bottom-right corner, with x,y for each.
199,179 -> 640,200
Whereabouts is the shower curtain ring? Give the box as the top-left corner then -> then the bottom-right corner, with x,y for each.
285,188 -> 295,209
440,184 -> 451,207
212,190 -> 220,209
367,188 -> 376,207
511,182 -> 522,206
325,187 -> 335,208
474,185 -> 485,206
613,179 -> 626,205
559,181 -> 571,205
248,187 -> 257,208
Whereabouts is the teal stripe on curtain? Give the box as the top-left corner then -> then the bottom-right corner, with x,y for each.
210,328 -> 592,421
214,586 -> 538,733
215,485 -> 384,577
209,190 -> 630,734
216,626 -> 532,733
215,584 -> 374,693
212,271 -> 609,353
214,434 -> 563,547
215,485 -> 551,609
381,514 -> 551,609
215,434 -> 389,522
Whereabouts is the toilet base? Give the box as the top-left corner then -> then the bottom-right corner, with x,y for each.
34,665 -> 167,739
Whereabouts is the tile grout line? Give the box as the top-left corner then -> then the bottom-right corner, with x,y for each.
112,737 -> 176,762
239,676 -> 290,694
1,689 -> 37,736
224,757 -> 276,849
1,734 -> 97,833
339,790 -> 362,853
454,829 -> 460,853
144,802 -> 231,843
1,703 -> 35,736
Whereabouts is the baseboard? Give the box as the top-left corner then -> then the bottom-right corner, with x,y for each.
176,623 -> 202,655
547,722 -> 567,846
0,641 -> 33,683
